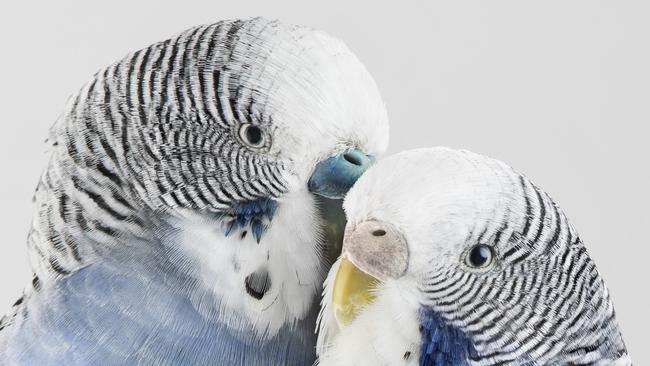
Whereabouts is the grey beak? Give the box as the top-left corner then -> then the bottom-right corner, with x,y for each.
342,220 -> 409,281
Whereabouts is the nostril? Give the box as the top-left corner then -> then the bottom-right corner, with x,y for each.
343,152 -> 364,166
372,229 -> 386,237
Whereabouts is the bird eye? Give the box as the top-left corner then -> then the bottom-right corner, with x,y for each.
239,123 -> 266,148
463,244 -> 496,270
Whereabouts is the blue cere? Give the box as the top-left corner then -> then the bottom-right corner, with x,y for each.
222,198 -> 278,243
308,150 -> 373,199
419,309 -> 477,366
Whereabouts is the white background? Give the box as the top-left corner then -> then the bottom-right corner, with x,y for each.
0,0 -> 647,362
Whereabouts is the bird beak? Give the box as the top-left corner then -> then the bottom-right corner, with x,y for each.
332,220 -> 409,328
308,150 -> 373,199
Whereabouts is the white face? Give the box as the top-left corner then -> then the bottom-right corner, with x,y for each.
317,147 -> 569,365
342,147 -> 524,280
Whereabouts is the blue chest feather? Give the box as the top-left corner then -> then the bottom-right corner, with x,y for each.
222,198 -> 278,242
419,309 -> 477,366
1,262 -> 317,366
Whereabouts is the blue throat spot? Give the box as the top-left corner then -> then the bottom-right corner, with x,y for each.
419,309 -> 477,366
221,198 -> 278,243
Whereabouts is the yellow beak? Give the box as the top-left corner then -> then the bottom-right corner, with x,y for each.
332,257 -> 379,328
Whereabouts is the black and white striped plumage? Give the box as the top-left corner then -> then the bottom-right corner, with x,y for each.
317,148 -> 630,366
0,18 -> 388,365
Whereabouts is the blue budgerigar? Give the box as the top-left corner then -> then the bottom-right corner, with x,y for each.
0,18 -> 389,365
317,148 -> 630,365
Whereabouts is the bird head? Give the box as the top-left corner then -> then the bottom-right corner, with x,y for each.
318,147 -> 626,365
38,18 -> 388,340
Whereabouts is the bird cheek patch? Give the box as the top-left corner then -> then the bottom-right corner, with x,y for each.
245,267 -> 271,300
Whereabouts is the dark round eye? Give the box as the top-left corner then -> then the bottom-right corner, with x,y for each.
239,123 -> 265,148
464,244 -> 495,270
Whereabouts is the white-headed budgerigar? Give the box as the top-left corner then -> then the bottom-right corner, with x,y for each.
0,18 -> 389,365
317,148 -> 630,366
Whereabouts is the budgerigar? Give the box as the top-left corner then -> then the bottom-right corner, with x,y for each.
0,18 -> 389,365
317,148 -> 631,365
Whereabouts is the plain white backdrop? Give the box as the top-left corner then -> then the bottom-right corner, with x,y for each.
0,0 -> 648,363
